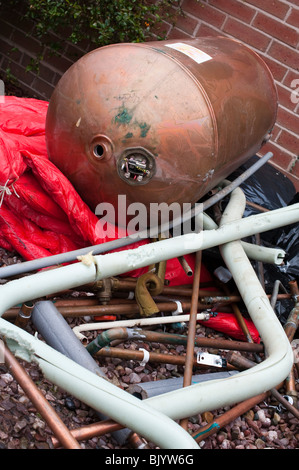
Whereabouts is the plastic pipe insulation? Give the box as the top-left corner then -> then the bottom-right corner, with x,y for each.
202,212 -> 285,265
72,313 -> 210,341
0,202 -> 298,447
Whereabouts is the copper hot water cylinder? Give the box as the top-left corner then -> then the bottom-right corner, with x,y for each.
45,37 -> 277,225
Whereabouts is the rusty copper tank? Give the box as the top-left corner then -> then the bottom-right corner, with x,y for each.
45,37 -> 277,228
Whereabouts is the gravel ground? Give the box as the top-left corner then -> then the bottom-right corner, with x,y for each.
0,83 -> 298,451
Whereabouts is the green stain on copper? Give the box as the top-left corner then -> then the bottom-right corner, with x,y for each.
114,104 -> 133,126
139,122 -> 150,137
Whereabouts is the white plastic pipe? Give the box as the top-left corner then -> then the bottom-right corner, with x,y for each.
202,213 -> 285,265
93,204 -> 298,279
72,312 -> 210,341
0,202 -> 298,447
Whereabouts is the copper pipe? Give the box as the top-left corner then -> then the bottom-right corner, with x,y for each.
27,299 -> 238,318
285,368 -> 298,409
52,418 -> 123,448
14,301 -> 34,330
226,351 -> 257,370
4,292 -> 290,320
177,256 -> 193,277
284,280 -> 299,342
52,418 -> 150,449
283,280 -> 299,408
223,286 -> 255,345
131,329 -> 264,353
192,391 -> 270,442
271,388 -> 299,420
3,343 -> 81,449
227,351 -> 299,420
128,432 -> 151,449
86,327 -> 264,356
83,278 -> 218,297
181,250 -> 202,430
246,200 -> 269,213
223,286 -> 262,363
192,360 -> 294,443
95,346 -> 235,370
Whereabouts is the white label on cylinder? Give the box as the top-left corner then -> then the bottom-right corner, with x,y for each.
165,43 -> 212,64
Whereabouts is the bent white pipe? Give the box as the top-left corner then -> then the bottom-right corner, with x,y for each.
0,203 -> 298,448
72,313 -> 210,341
202,213 -> 285,265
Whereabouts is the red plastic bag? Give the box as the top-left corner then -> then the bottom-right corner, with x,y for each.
198,312 -> 260,343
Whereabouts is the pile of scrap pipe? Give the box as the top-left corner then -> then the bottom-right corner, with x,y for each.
1,189 -> 298,448
0,37 -> 298,449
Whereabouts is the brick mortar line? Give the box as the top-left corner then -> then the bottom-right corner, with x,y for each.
238,39 -> 298,73
0,35 -> 37,66
276,78 -> 299,92
0,49 -> 40,85
169,19 -> 299,79
180,4 -> 229,26
274,124 -> 299,141
273,127 -> 283,142
1,55 -> 35,86
183,8 -> 299,40
193,21 -> 201,36
284,4 -> 294,23
4,8 -> 299,59
245,1 -> 294,24
278,0 -> 299,11
0,33 -> 79,78
223,14 -> 298,43
2,8 -> 299,96
183,11 -> 299,58
0,53 -> 56,90
1,16 -> 91,56
201,0 -> 294,25
267,158 -> 299,178
10,81 -> 47,100
275,124 -> 299,140
1,18 -> 41,46
269,138 -> 297,157
250,8 -> 258,24
278,101 -> 299,116
265,37 -> 274,56
221,13 -> 229,31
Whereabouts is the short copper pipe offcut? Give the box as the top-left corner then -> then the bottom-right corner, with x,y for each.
3,343 -> 81,449
51,418 -> 123,448
192,391 -> 270,443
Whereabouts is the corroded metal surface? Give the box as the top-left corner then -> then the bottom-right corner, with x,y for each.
46,37 -> 277,226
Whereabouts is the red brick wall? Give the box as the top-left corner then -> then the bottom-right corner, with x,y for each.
168,0 -> 299,188
0,5 -> 90,100
0,1 -> 298,187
